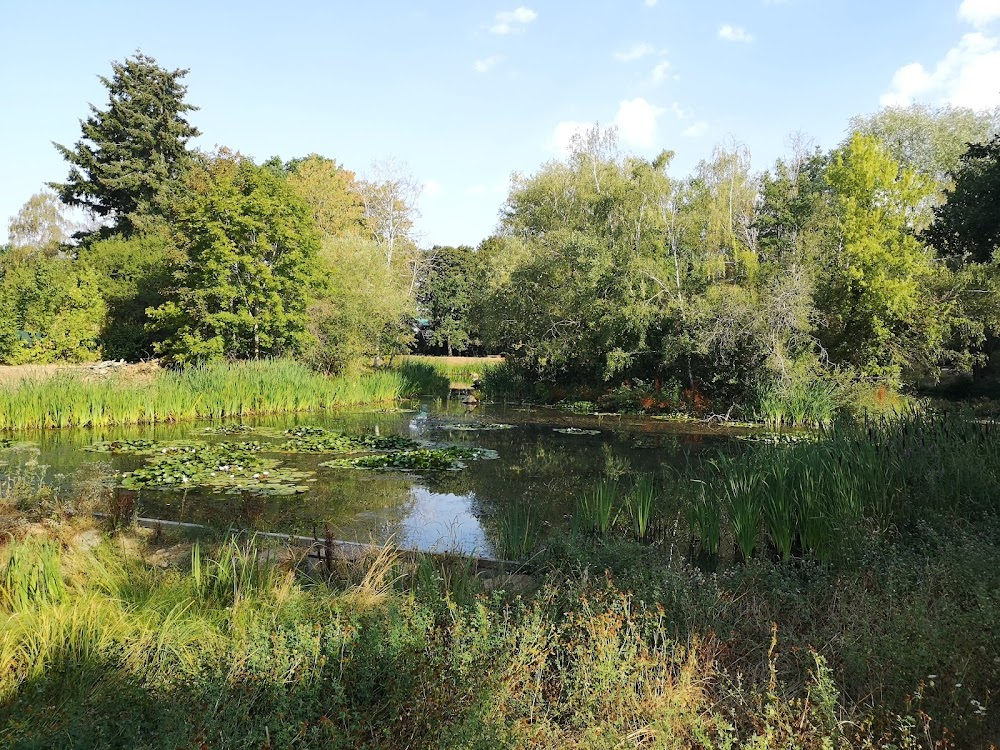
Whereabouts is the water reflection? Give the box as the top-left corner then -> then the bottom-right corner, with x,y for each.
2,399 -> 746,554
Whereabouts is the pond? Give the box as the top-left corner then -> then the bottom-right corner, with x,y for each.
1,399 -> 751,558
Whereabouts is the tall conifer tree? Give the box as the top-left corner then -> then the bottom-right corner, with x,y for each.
50,51 -> 200,237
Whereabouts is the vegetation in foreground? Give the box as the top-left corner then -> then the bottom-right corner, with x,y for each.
1,413 -> 998,748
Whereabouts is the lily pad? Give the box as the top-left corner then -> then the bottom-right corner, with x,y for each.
321,446 -> 498,472
201,424 -> 257,435
117,441 -> 311,496
85,439 -> 203,455
441,423 -> 514,432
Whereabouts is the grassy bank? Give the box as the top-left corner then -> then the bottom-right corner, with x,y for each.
0,520 -> 996,748
0,359 -> 420,431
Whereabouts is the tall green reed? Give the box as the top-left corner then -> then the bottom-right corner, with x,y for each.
626,474 -> 657,543
574,479 -> 620,537
0,359 -> 410,431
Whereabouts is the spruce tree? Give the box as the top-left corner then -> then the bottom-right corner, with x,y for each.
50,51 -> 200,237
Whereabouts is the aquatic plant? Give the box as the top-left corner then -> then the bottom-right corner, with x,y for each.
554,427 -> 601,435
119,441 -> 312,496
322,446 -> 498,472
496,497 -> 544,560
0,359 -> 413,431
575,479 -> 620,537
626,474 -> 657,543
441,422 -> 514,432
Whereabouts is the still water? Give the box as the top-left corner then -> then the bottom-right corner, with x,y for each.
4,399 -> 746,558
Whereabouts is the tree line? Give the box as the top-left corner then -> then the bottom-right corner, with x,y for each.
3,52 -> 1000,417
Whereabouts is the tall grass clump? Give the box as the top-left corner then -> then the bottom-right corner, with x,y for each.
625,474 -> 657,543
0,359 -> 411,431
574,479 -> 620,537
495,497 -> 544,560
755,378 -> 841,428
479,360 -> 537,402
674,412 -> 1000,567
394,360 -> 450,396
1,538 -> 65,611
398,355 -> 501,385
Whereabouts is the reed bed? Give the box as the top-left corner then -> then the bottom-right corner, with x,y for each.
0,359 -> 418,431
678,412 -> 1000,565
398,355 -> 502,385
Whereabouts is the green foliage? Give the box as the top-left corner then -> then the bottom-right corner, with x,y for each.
817,133 -> 943,385
283,154 -> 365,238
925,134 -> 1000,264
6,191 -> 77,255
150,151 -> 321,363
849,103 -> 999,183
50,51 -> 199,238
416,245 -> 483,355
77,226 -> 181,360
0,253 -> 106,364
305,236 -> 414,373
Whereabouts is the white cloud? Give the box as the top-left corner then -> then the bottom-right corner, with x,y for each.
682,122 -> 709,137
644,0 -> 658,6
880,32 -> 1000,109
718,24 -> 754,43
424,180 -> 443,198
614,97 -> 664,148
959,0 -> 1000,28
474,55 -> 503,73
490,7 -> 537,35
650,60 -> 672,83
614,42 -> 655,62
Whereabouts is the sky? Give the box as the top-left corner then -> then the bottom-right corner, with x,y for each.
2,0 -> 999,247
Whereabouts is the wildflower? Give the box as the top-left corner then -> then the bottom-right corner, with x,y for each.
955,683 -> 962,688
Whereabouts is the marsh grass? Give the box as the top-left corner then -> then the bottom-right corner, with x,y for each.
625,474 -> 657,543
668,412 -> 1000,566
496,496 -> 544,560
0,359 -> 414,431
574,479 -> 620,537
755,379 -> 841,428
398,355 -> 501,386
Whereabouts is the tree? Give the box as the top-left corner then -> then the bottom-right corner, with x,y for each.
284,154 -> 365,238
815,134 -> 943,384
849,104 -> 999,183
356,159 -> 422,268
6,191 -> 77,256
50,51 -> 200,238
0,254 -> 106,364
77,225 -> 182,360
417,245 -> 482,355
924,135 -> 1000,265
149,151 -> 320,364
305,236 -> 415,373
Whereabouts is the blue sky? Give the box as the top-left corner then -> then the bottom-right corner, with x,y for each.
2,0 -> 999,247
